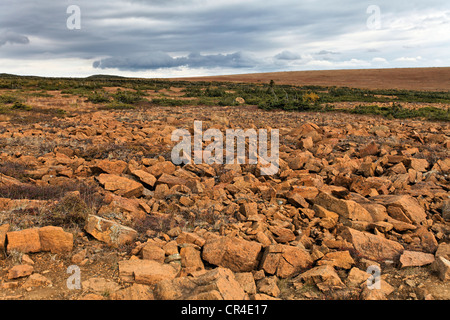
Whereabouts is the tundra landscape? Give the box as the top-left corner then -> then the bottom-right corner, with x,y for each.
0,68 -> 449,301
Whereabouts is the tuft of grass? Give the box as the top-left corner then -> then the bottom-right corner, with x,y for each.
47,191 -> 92,228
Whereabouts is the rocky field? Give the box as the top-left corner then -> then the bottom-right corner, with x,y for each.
0,76 -> 449,301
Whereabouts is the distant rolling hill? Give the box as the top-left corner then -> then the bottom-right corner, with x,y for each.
169,67 -> 450,92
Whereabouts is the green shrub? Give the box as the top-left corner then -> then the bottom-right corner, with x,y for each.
113,90 -> 144,104
87,91 -> 111,103
11,101 -> 32,111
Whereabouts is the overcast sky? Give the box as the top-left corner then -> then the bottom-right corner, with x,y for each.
0,0 -> 449,78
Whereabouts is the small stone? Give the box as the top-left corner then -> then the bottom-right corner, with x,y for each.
111,283 -> 154,300
141,243 -> 165,263
234,272 -> 257,295
400,250 -> 435,268
21,254 -> 34,265
82,277 -> 121,294
154,267 -> 246,300
317,250 -> 355,269
257,276 -> 280,297
71,249 -> 87,264
0,224 -> 10,256
433,256 -> 450,281
298,264 -> 345,292
96,174 -> 144,198
22,273 -> 52,288
119,259 -> 179,285
8,264 -> 34,279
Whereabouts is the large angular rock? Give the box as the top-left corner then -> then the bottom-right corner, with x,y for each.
435,243 -> 450,260
119,259 -> 179,285
317,250 -> 355,269
0,173 -> 22,187
314,192 -> 373,223
202,236 -> 262,272
434,256 -> 450,281
268,225 -> 296,243
340,227 -> 404,262
90,159 -> 128,175
410,226 -> 438,254
399,250 -> 435,268
22,273 -> 52,289
176,232 -> 206,247
260,244 -> 313,278
403,158 -> 429,172
85,215 -> 138,247
297,265 -> 345,292
111,284 -> 154,300
96,174 -> 143,198
370,195 -> 427,225
291,186 -> 319,200
154,267 -> 246,300
442,199 -> 450,221
38,226 -> 73,253
131,169 -> 157,187
359,141 -> 379,157
0,224 -> 10,257
180,246 -> 204,273
146,161 -> 175,178
239,202 -> 258,218
156,173 -> 187,188
82,277 -> 121,294
6,228 -> 41,254
141,243 -> 165,263
6,226 -> 73,254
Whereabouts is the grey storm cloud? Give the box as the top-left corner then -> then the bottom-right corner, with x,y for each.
93,52 -> 256,71
274,51 -> 302,61
0,0 -> 449,76
0,31 -> 30,47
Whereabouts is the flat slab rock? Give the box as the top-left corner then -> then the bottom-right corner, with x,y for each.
400,250 -> 435,268
84,215 -> 138,247
260,244 -> 313,278
6,226 -> 73,254
369,195 -> 427,225
119,259 -> 179,286
154,267 -> 246,300
340,227 -> 404,262
201,236 -> 262,272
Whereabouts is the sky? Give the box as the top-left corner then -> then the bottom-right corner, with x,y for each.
0,0 -> 449,78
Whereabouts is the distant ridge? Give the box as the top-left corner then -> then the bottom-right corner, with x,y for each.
1,67 -> 449,91
169,67 -> 450,92
85,74 -> 127,80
